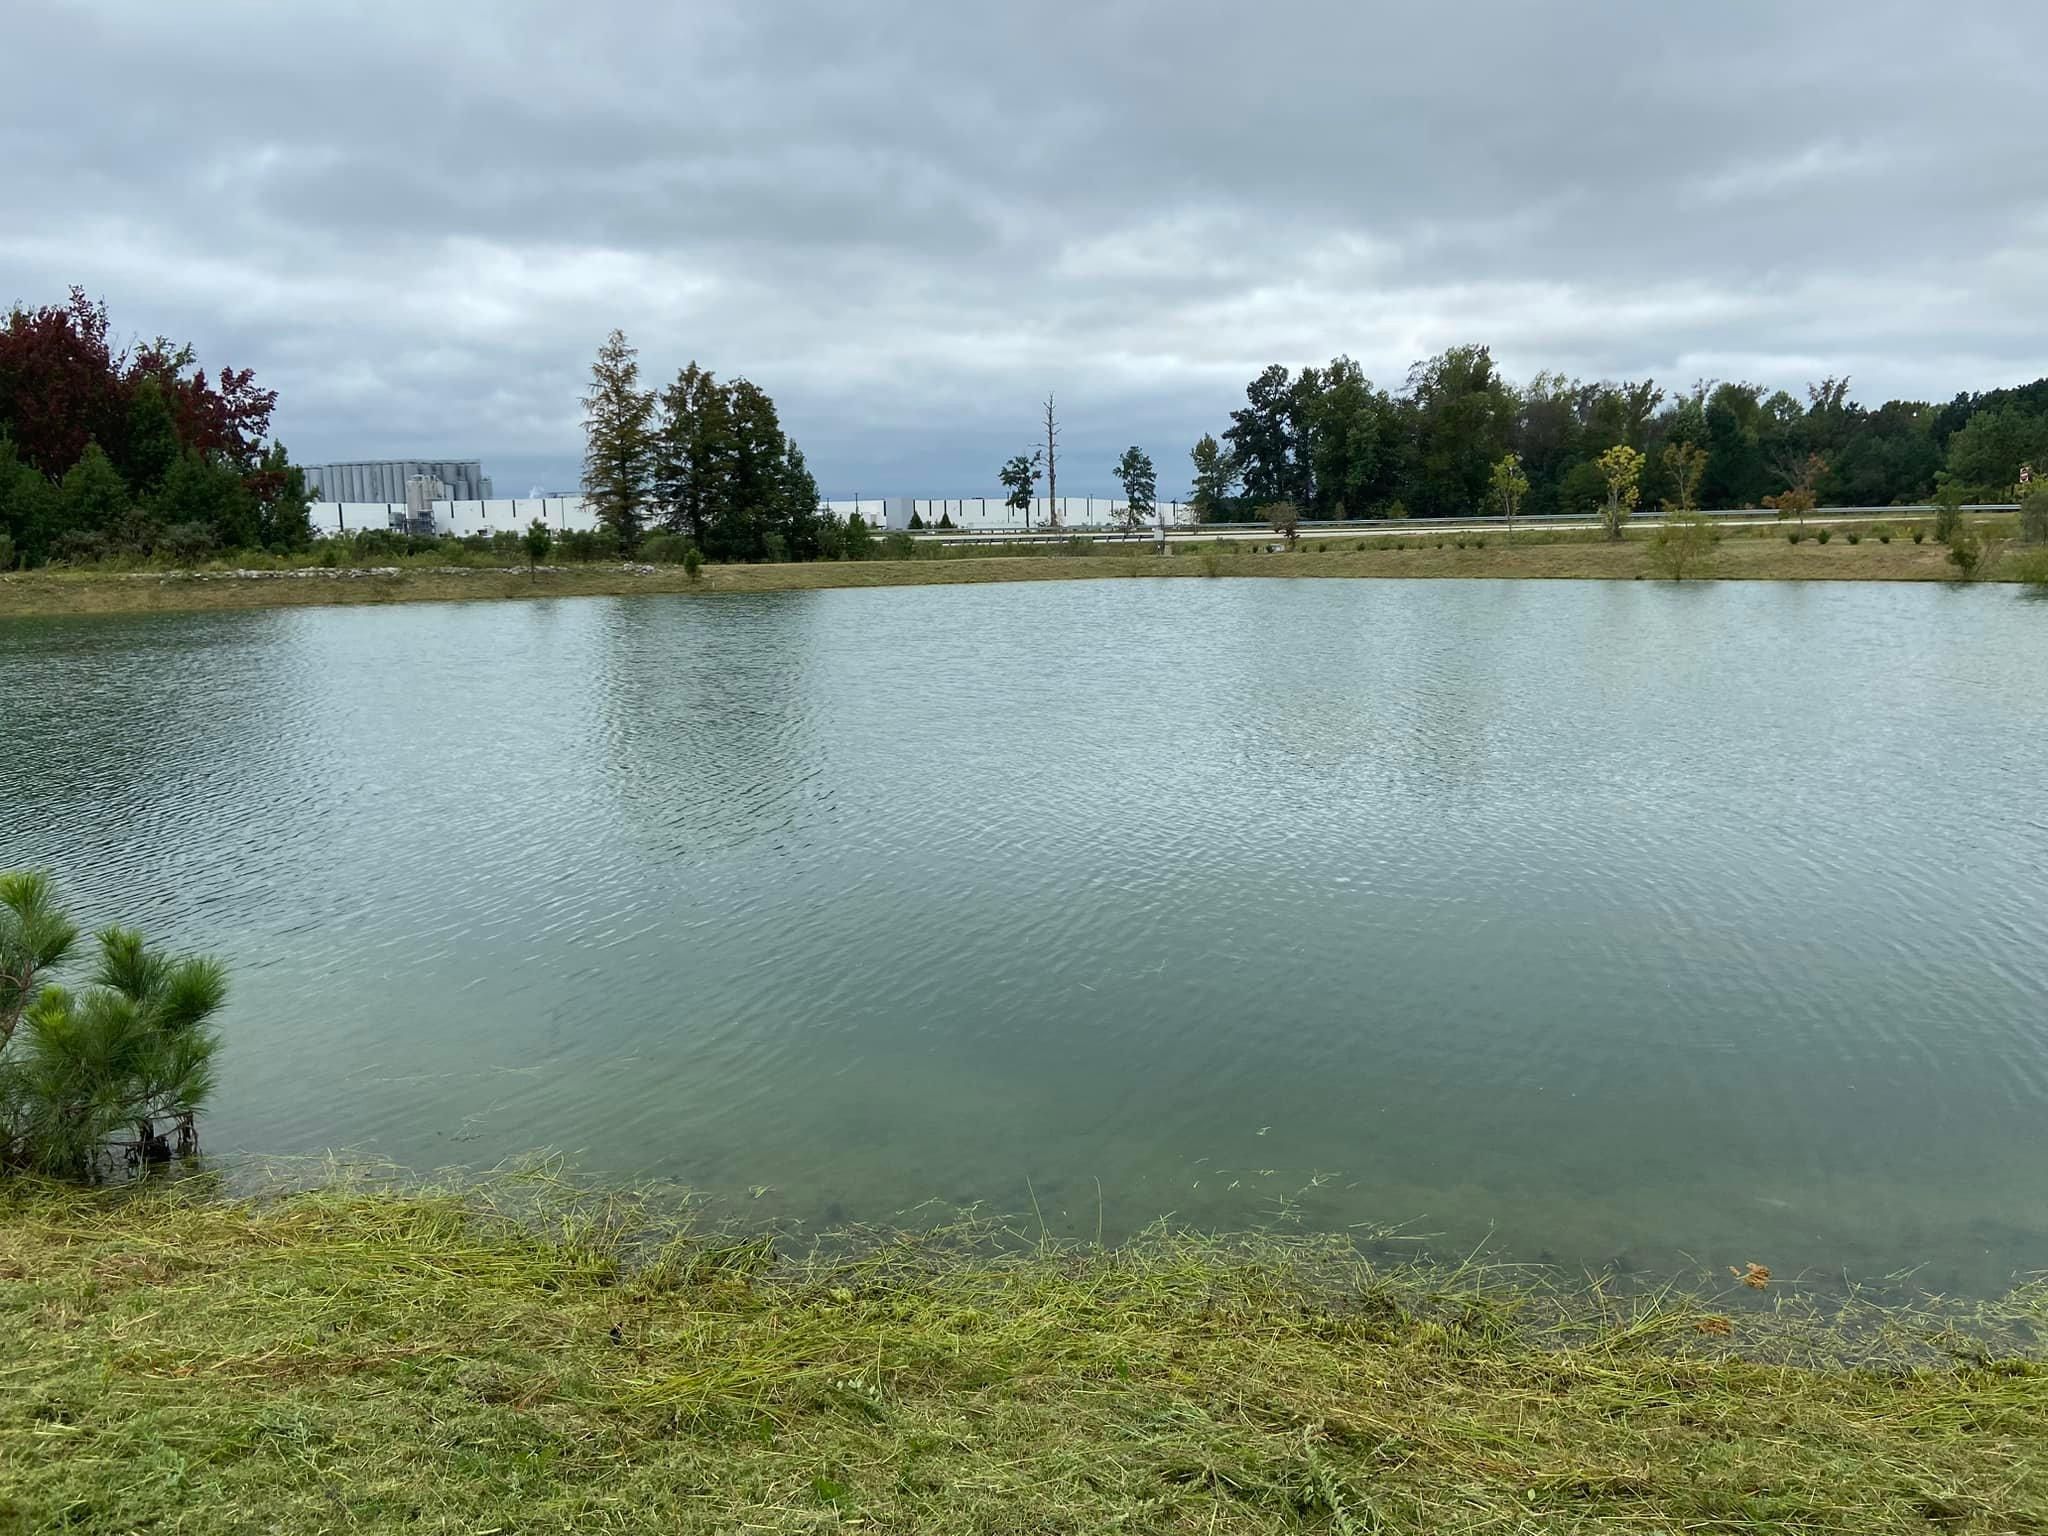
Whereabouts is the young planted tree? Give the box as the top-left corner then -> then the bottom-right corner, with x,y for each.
1763,453 -> 1825,534
581,329 -> 655,552
1263,500 -> 1301,548
524,517 -> 552,579
998,451 -> 1040,527
1930,480 -> 1967,544
1596,445 -> 1645,541
1662,440 -> 1707,514
0,871 -> 226,1176
1651,511 -> 1715,579
1112,446 -> 1156,535
1488,452 -> 1529,544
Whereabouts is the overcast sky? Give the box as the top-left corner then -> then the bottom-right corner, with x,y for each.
6,1 -> 2045,498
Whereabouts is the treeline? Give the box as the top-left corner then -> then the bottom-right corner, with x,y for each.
0,290 -> 312,568
1183,348 -> 2048,522
583,330 -> 873,562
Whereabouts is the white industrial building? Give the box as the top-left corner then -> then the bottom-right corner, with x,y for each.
308,495 -> 1196,539
304,459 -> 493,503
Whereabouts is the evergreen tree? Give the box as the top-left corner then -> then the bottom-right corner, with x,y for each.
57,444 -> 130,538
651,362 -> 731,547
155,451 -> 251,549
1112,446 -> 1155,532
581,329 -> 655,551
779,445 -> 824,561
1188,434 -> 1236,522
1,870 -> 227,1174
119,377 -> 181,496
1226,365 -> 1312,506
0,437 -> 58,565
250,443 -> 312,551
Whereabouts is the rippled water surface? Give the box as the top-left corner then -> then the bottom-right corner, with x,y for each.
4,579 -> 2047,1289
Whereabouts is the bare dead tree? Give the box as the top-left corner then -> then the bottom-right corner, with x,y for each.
1042,394 -> 1061,532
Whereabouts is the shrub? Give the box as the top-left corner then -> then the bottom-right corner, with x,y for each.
558,529 -> 613,563
1198,549 -> 1221,577
0,871 -> 227,1177
1816,528 -> 1832,544
879,531 -> 916,560
51,529 -> 108,565
1787,531 -> 1803,544
683,547 -> 703,579
1947,529 -> 1984,579
1932,484 -> 1966,543
1912,529 -> 1926,544
157,521 -> 218,565
523,519 -> 552,571
1845,531 -> 1861,545
1259,501 -> 1301,547
2020,485 -> 2048,545
634,532 -> 692,561
1652,511 -> 1715,579
2011,547 -> 2048,589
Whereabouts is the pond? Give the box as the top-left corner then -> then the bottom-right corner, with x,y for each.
3,578 -> 2046,1291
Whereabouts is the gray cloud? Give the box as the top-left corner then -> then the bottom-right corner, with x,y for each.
5,0 -> 2044,496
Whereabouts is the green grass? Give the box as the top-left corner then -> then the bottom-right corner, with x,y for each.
1,517 -> 2036,620
3,1171 -> 2045,1532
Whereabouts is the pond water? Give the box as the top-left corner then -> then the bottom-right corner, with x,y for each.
3,578 -> 2046,1291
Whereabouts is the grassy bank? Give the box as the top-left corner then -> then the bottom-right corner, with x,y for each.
4,521 -> 2042,619
3,1176 -> 2045,1532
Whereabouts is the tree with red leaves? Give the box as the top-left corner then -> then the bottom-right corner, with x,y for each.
0,289 -> 296,565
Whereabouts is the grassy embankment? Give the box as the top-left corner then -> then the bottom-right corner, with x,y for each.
4,519 -> 2044,620
4,1173 -> 2046,1532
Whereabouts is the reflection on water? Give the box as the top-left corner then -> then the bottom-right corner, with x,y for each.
3,578 -> 2047,1292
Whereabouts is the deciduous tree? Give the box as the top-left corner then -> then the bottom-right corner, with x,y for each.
1596,444 -> 1644,541
998,451 -> 1040,525
1488,452 -> 1529,543
1661,441 -> 1707,514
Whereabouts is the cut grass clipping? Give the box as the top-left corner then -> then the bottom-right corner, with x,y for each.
3,1168 -> 2045,1533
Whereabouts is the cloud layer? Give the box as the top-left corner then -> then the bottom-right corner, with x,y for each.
6,0 -> 2043,496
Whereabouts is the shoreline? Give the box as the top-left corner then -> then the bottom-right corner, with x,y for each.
6,1174 -> 2045,1530
1,532 -> 2029,619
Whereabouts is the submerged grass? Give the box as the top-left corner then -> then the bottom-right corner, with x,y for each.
3,1168 -> 2045,1532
